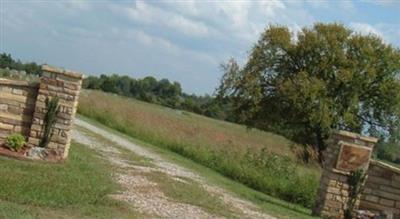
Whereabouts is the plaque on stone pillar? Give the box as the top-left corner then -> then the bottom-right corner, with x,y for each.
336,142 -> 372,172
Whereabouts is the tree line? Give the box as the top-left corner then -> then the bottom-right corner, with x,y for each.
0,53 -> 41,76
83,74 -> 235,121
0,53 -> 234,122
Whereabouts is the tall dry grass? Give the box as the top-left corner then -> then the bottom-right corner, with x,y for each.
78,90 -> 320,207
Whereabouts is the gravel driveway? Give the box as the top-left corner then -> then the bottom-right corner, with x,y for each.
72,118 -> 274,219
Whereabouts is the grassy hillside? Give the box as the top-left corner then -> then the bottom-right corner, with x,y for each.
78,90 -> 321,208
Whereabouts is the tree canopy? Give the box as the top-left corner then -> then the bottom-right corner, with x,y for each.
0,53 -> 41,76
217,23 -> 400,161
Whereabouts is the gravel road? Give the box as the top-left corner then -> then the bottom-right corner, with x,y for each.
72,118 -> 274,219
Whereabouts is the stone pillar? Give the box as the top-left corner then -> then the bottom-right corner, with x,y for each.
27,65 -> 83,161
313,130 -> 377,219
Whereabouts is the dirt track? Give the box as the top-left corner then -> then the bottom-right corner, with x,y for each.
72,118 -> 274,219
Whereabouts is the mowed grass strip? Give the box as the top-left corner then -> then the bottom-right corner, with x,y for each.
78,90 -> 320,208
0,142 -> 141,219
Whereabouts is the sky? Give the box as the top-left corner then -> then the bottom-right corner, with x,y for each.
1,0 -> 400,95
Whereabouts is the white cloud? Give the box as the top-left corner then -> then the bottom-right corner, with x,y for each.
348,22 -> 400,46
122,1 -> 210,37
3,0 -> 400,94
350,22 -> 384,38
115,1 -> 291,43
169,15 -> 209,37
259,0 -> 286,17
106,27 -> 217,66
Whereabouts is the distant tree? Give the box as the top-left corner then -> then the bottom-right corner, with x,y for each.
181,95 -> 202,114
23,62 -> 41,76
100,74 -> 118,93
376,120 -> 400,164
0,53 -> 42,76
217,23 -> 400,162
0,53 -> 14,69
83,76 -> 102,89
116,75 -> 132,96
80,68 -> 233,121
140,76 -> 158,92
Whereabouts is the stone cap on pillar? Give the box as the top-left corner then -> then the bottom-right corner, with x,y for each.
42,65 -> 84,80
334,130 -> 378,148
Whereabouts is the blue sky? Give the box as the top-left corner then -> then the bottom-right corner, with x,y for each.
1,0 -> 400,94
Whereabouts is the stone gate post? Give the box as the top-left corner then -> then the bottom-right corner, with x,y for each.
27,65 -> 83,161
313,130 -> 377,218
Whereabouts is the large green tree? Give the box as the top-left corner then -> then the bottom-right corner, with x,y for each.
217,23 -> 400,161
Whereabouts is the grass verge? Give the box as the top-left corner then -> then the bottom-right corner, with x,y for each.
0,142 -> 141,219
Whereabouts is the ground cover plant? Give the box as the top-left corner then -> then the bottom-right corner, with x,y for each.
5,133 -> 26,152
0,142 -> 139,218
78,90 -> 320,208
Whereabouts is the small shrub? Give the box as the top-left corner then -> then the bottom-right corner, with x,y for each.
345,169 -> 367,219
5,133 -> 26,152
39,97 -> 60,148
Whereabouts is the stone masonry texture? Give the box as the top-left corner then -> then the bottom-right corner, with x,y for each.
360,160 -> 400,218
313,130 -> 377,219
314,130 -> 400,219
0,80 -> 38,143
0,65 -> 83,161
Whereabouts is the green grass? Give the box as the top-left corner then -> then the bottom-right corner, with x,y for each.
0,142 -> 141,219
145,171 -> 236,218
77,115 -> 319,219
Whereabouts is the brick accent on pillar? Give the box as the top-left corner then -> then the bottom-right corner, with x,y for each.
312,131 -> 377,219
27,65 -> 83,161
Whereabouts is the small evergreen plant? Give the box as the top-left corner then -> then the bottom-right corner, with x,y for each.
39,97 -> 60,148
345,169 -> 367,219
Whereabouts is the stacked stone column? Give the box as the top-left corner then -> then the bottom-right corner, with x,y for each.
313,131 -> 377,219
27,65 -> 83,161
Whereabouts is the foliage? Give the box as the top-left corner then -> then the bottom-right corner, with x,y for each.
0,68 -> 39,82
345,169 -> 367,219
375,120 -> 400,164
217,23 -> 400,161
84,74 -> 183,107
377,142 -> 400,164
39,97 -> 60,148
0,53 -> 41,76
78,90 -> 320,208
5,133 -> 26,152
